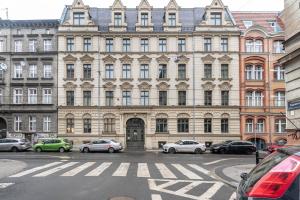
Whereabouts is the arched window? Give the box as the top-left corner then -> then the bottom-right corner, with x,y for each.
246,119 -> 254,133
256,119 -> 265,133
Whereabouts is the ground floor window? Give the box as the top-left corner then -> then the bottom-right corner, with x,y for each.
204,118 -> 212,133
221,118 -> 229,133
156,118 -> 168,133
177,118 -> 189,133
104,118 -> 115,133
83,118 -> 91,133
66,118 -> 74,133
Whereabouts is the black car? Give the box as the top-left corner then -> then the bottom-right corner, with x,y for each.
237,146 -> 300,200
210,140 -> 256,154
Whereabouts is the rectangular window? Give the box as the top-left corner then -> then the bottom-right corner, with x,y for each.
0,40 -> 4,52
29,116 -> 36,132
273,40 -> 284,53
141,39 -> 149,52
14,89 -> 23,104
29,64 -> 37,78
156,119 -> 168,133
0,89 -> 3,104
104,118 -> 115,133
83,91 -> 91,106
44,64 -> 52,78
246,40 -> 254,52
221,91 -> 229,106
211,12 -> 222,25
159,91 -> 167,106
43,89 -> 52,104
221,64 -> 229,79
83,38 -> 92,52
178,91 -> 186,106
204,38 -> 212,52
243,20 -> 253,29
254,40 -> 263,52
178,64 -> 186,80
66,118 -> 74,133
178,38 -> 186,52
114,13 -> 122,26
0,69 -> 3,79
43,116 -> 51,132
73,12 -> 84,25
204,91 -> 212,106
274,91 -> 285,107
122,64 -> 131,79
141,13 -> 149,26
66,91 -> 75,106
105,64 -> 114,79
221,38 -> 228,52
159,64 -> 167,79
140,64 -> 149,79
204,118 -> 212,133
105,91 -> 114,106
204,64 -> 212,79
168,13 -> 176,26
106,38 -> 113,52
275,119 -> 286,133
66,64 -> 74,79
140,91 -> 149,106
83,119 -> 92,133
43,39 -> 52,51
122,91 -> 131,106
83,64 -> 91,79
177,119 -> 189,133
14,40 -> 22,52
246,119 -> 253,133
274,66 -> 285,80
28,88 -> 37,104
29,39 -> 37,52
14,116 -> 22,132
159,39 -> 167,52
14,64 -> 22,78
122,39 -> 131,52
67,38 -> 74,51
221,119 -> 229,133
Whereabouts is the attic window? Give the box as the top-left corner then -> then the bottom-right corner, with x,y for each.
243,20 -> 253,29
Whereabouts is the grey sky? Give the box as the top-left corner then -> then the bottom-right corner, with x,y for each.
0,0 -> 284,20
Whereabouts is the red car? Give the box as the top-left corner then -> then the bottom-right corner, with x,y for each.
267,144 -> 285,153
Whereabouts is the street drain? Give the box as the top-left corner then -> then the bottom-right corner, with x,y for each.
109,197 -> 135,200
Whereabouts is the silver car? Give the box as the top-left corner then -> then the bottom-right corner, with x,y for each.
80,139 -> 122,153
0,138 -> 31,152
163,140 -> 206,154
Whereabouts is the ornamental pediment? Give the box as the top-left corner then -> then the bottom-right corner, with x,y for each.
120,82 -> 134,90
165,0 -> 180,10
80,82 -> 94,89
201,54 -> 216,63
72,0 -> 85,8
218,55 -> 233,63
201,82 -> 216,90
120,55 -> 133,64
103,55 -> 117,63
137,0 -> 152,10
156,82 -> 170,90
176,55 -> 190,64
138,82 -> 152,90
138,55 -> 152,63
63,82 -> 77,89
80,54 -> 94,62
219,82 -> 232,90
63,54 -> 77,62
175,82 -> 189,90
111,0 -> 126,10
103,82 -> 116,90
156,55 -> 170,64
177,113 -> 190,118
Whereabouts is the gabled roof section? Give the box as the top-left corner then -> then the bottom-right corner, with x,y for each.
165,0 -> 180,10
137,0 -> 152,10
210,0 -> 225,8
72,0 -> 85,8
111,0 -> 126,10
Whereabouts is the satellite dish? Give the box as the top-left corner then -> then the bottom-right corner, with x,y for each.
0,63 -> 7,71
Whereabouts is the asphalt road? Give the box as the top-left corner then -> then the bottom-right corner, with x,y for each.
0,151 -> 256,200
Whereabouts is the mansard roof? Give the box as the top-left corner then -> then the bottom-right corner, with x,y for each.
0,20 -> 60,28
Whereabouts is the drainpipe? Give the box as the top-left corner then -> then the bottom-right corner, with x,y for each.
192,34 -> 195,141
268,37 -> 272,144
98,35 -> 101,139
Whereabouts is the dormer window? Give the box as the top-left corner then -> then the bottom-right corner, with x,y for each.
210,12 -> 221,25
73,12 -> 84,25
168,13 -> 176,26
141,13 -> 149,26
243,21 -> 253,29
114,13 -> 122,26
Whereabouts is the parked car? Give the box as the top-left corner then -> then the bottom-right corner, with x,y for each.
162,140 -> 206,154
33,138 -> 72,153
80,139 -> 122,153
0,138 -> 31,152
237,146 -> 300,200
210,140 -> 256,154
267,143 -> 286,153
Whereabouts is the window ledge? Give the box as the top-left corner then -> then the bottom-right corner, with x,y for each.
156,78 -> 170,81
218,78 -> 232,81
63,78 -> 77,81
138,78 -> 152,81
27,78 -> 39,80
103,78 -> 116,82
202,78 -> 215,81
155,132 -> 169,134
102,131 -> 117,135
120,78 -> 134,82
41,77 -> 53,80
176,78 -> 189,81
12,78 -> 24,80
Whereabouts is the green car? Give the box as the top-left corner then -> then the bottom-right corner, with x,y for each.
33,138 -> 72,153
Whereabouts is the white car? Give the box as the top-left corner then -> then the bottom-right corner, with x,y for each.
80,139 -> 122,153
163,140 -> 206,154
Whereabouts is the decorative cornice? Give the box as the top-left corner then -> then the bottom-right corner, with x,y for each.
120,82 -> 134,90
80,82 -> 94,89
201,54 -> 216,63
175,55 -> 190,64
138,82 -> 152,90
218,82 -> 232,90
138,55 -> 152,63
80,54 -> 94,62
63,54 -> 77,62
156,82 -> 170,90
103,55 -> 117,63
218,55 -> 233,63
175,82 -> 189,90
156,55 -> 170,64
201,82 -> 216,90
119,55 -> 134,64
103,82 -> 116,90
63,82 -> 77,89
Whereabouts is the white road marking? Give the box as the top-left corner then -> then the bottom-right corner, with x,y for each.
137,163 -> 150,178
172,164 -> 202,180
198,182 -> 224,199
229,192 -> 236,200
10,162 -> 62,177
33,162 -> 78,177
61,162 -> 95,176
85,162 -> 112,176
112,163 -> 130,177
151,194 -> 162,200
176,181 -> 200,194
155,163 -> 177,179
188,164 -> 210,175
203,159 -> 233,166
0,183 -> 14,189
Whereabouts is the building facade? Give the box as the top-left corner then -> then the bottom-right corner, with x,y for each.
279,0 -> 300,145
57,0 -> 241,149
233,12 -> 288,149
0,20 -> 59,141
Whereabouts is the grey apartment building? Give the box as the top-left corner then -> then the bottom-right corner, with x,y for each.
0,20 -> 59,141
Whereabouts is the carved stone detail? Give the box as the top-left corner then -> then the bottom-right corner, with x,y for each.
103,55 -> 117,63
138,82 -> 152,90
175,82 -> 189,90
63,54 -> 77,62
218,55 -> 233,63
219,82 -> 232,90
80,82 -> 94,89
175,55 -> 190,64
201,54 -> 216,63
155,113 -> 168,118
138,55 -> 152,63
177,113 -> 190,118
201,82 -> 216,90
120,82 -> 134,90
80,54 -> 94,62
63,82 -> 77,89
103,82 -> 116,90
119,55 -> 134,64
156,82 -> 170,90
156,55 -> 170,64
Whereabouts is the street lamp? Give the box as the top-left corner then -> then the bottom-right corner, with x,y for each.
254,123 -> 259,164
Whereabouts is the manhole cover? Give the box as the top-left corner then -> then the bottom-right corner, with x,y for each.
109,197 -> 135,200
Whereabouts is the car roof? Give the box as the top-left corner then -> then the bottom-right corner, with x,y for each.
277,146 -> 300,156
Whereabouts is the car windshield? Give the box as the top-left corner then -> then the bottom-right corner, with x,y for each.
222,140 -> 232,144
110,139 -> 118,143
175,140 -> 182,144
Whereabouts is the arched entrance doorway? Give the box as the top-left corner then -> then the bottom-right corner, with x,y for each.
0,118 -> 7,139
248,138 -> 266,150
126,118 -> 145,150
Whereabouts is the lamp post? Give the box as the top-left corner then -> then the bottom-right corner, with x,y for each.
254,122 -> 259,164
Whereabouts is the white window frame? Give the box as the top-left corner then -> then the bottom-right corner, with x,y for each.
274,65 -> 285,80
29,116 -> 37,132
122,91 -> 131,106
105,64 -> 114,79
140,64 -> 149,79
44,64 -> 52,78
275,119 -> 286,133
28,88 -> 37,104
14,64 -> 22,78
14,88 -> 23,104
140,91 -> 149,106
29,64 -> 37,78
43,116 -> 51,132
256,119 -> 265,133
122,64 -> 131,79
14,116 -> 22,132
14,40 -> 22,52
274,91 -> 285,107
246,119 -> 254,133
43,88 -> 52,104
43,39 -> 52,51
29,39 -> 37,52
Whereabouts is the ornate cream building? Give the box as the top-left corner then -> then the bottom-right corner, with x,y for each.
58,0 -> 240,150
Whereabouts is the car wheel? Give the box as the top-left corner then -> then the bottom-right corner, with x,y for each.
219,148 -> 226,154
83,147 -> 89,153
108,147 -> 115,153
11,147 -> 18,152
59,147 -> 65,153
246,149 -> 253,155
35,147 -> 42,153
169,148 -> 176,154
195,148 -> 203,154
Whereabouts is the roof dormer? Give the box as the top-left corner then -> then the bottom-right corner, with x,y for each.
136,0 -> 154,32
109,0 -> 127,32
163,0 -> 182,32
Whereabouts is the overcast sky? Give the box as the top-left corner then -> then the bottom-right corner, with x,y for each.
0,0 -> 284,20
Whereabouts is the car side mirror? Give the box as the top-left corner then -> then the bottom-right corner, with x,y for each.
240,173 -> 249,181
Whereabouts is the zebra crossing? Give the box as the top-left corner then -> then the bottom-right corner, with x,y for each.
9,161 -> 212,179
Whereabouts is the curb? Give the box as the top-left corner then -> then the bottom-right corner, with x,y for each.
211,169 -> 238,189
